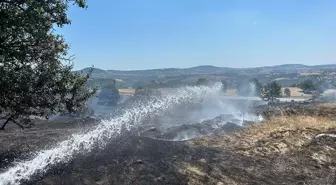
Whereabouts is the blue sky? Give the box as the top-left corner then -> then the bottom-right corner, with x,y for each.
58,0 -> 336,70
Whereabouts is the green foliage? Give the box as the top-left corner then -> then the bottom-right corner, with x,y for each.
196,78 -> 209,86
221,80 -> 228,92
0,0 -> 96,129
284,88 -> 291,97
260,81 -> 282,103
98,84 -> 120,106
298,79 -> 317,93
298,79 -> 325,96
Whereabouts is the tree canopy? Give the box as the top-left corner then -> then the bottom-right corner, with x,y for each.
260,81 -> 282,103
298,79 -> 317,93
196,78 -> 209,86
284,88 -> 291,97
298,79 -> 324,94
0,0 -> 96,129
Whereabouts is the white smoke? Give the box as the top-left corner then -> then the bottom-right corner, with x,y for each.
160,81 -> 263,128
140,83 -> 265,142
0,84 -> 222,185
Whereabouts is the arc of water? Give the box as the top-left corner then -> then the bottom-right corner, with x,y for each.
0,84 -> 221,185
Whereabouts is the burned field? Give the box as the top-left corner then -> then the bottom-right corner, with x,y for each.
1,103 -> 336,185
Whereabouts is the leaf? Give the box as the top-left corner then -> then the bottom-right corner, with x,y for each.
0,0 -> 93,130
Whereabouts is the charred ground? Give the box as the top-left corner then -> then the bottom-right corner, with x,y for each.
1,103 -> 336,185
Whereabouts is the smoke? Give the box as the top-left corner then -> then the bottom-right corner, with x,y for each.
189,96 -> 263,124
144,95 -> 265,142
190,81 -> 263,124
141,82 -> 265,142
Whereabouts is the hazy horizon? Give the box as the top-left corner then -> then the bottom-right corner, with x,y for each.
80,63 -> 336,71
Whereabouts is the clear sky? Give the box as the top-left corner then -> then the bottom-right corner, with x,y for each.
58,0 -> 336,70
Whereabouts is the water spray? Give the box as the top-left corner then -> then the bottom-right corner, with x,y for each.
0,84 -> 221,185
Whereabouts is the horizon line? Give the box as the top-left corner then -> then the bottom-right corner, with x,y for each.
77,63 -> 336,71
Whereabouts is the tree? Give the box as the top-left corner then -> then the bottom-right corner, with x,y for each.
221,80 -> 228,92
196,78 -> 209,86
284,88 -> 291,97
260,81 -> 282,103
298,79 -> 325,100
0,1 -> 96,130
98,84 -> 120,106
298,79 -> 316,94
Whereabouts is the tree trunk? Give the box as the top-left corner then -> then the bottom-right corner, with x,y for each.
0,116 -> 12,130
12,119 -> 24,130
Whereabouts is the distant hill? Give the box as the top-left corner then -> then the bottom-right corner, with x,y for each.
78,64 -> 336,77
78,64 -> 336,88
80,67 -> 107,74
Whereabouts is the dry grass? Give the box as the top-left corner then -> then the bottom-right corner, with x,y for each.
119,87 -> 335,97
188,116 -> 336,157
182,163 -> 239,185
313,103 -> 336,109
182,112 -> 336,184
299,72 -> 321,76
118,88 -> 135,94
274,77 -> 289,81
282,87 -> 310,97
283,87 -> 335,97
225,88 -> 236,96
227,87 -> 333,98
184,113 -> 336,184
227,87 -> 311,97
184,164 -> 206,176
